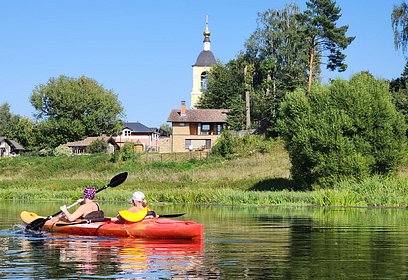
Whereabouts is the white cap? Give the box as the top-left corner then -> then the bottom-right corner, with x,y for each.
131,191 -> 145,202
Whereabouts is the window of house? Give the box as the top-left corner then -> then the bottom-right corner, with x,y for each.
123,129 -> 131,136
200,72 -> 208,89
185,139 -> 208,150
216,124 -> 223,135
179,123 -> 186,127
185,139 -> 192,150
201,123 -> 210,131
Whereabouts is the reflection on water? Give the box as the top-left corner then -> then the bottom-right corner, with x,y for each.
1,201 -> 408,279
1,230 -> 205,279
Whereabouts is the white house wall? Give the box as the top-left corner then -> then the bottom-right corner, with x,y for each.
0,141 -> 11,157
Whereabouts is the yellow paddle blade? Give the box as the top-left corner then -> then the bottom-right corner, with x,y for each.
20,211 -> 41,224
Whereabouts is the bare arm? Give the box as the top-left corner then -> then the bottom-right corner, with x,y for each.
60,205 -> 87,222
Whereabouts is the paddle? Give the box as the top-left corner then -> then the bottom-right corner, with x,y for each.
55,213 -> 186,227
25,172 -> 129,231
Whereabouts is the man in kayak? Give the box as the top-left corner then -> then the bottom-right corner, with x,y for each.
116,191 -> 157,223
59,186 -> 104,222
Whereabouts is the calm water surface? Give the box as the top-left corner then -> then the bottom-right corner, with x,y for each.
1,201 -> 408,279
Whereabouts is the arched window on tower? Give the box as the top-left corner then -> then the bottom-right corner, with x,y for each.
200,71 -> 208,90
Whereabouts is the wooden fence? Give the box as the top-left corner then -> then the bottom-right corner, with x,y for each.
138,151 -> 210,163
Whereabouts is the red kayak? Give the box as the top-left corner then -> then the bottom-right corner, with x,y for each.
21,211 -> 204,240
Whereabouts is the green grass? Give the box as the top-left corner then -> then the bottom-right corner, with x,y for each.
2,139 -> 408,207
314,176 -> 408,207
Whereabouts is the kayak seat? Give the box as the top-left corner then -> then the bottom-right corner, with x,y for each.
82,210 -> 105,220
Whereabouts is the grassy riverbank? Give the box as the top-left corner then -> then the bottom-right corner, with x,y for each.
1,139 -> 408,207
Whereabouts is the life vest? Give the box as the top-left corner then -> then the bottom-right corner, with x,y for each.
118,207 -> 149,222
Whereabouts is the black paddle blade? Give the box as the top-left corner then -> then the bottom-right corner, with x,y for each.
109,172 -> 128,188
158,213 -> 186,218
95,172 -> 128,193
26,217 -> 48,231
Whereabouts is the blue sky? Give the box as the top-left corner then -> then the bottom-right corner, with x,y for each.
0,1 -> 406,128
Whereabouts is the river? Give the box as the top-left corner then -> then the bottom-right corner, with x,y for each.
1,200 -> 408,279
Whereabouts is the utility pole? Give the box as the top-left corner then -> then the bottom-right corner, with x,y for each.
244,65 -> 251,131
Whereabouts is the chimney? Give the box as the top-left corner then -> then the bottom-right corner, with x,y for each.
180,100 -> 186,116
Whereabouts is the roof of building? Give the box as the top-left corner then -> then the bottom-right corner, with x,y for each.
167,109 -> 229,123
65,135 -> 113,147
124,122 -> 156,133
193,50 -> 216,67
9,140 -> 25,150
0,136 -> 25,150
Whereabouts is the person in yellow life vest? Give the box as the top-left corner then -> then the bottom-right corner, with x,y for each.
116,191 -> 157,223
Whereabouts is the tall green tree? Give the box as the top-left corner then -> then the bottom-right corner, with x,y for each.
0,103 -> 37,150
390,2 -> 408,130
13,117 -> 37,151
390,60 -> 408,136
30,75 -> 124,148
297,0 -> 355,91
245,3 -> 309,92
244,4 -> 311,136
0,103 -> 19,138
392,1 -> 408,54
200,4 -> 311,134
199,2 -> 353,134
278,72 -> 406,188
198,60 -> 247,130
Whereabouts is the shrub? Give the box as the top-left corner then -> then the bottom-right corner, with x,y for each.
212,131 -> 277,159
211,130 -> 236,158
121,142 -> 135,161
278,72 -> 407,189
54,145 -> 72,156
110,142 -> 135,162
88,139 -> 108,154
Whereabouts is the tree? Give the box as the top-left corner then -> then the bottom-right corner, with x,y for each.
392,1 -> 408,54
243,4 -> 312,136
0,103 -> 37,151
390,60 -> 408,136
30,75 -> 124,148
13,117 -> 37,151
278,72 -> 407,188
199,2 -> 353,134
0,103 -> 20,138
159,123 -> 172,136
197,60 -> 247,130
297,0 -> 355,91
245,3 -> 309,92
389,60 -> 408,92
200,4 -> 312,135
